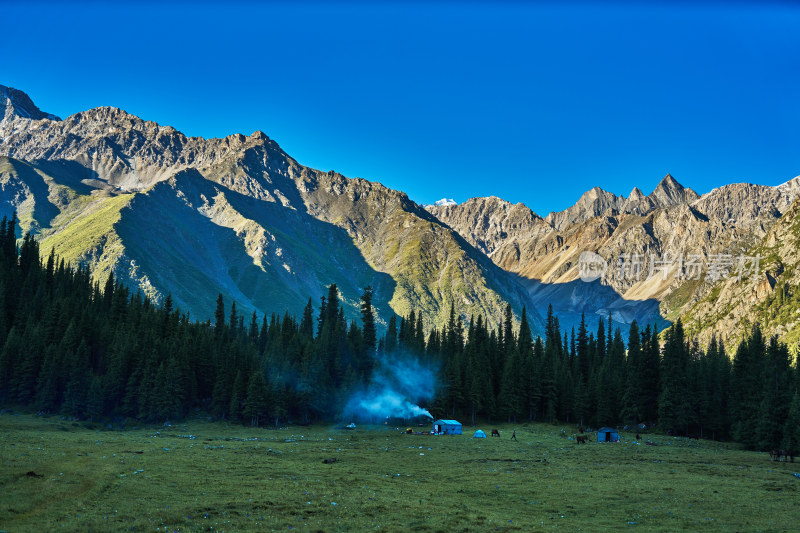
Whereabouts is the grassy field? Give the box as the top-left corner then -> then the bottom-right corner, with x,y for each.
1,413 -> 798,532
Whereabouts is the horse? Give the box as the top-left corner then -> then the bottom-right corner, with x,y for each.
770,449 -> 795,462
491,429 -> 500,437
775,449 -> 796,463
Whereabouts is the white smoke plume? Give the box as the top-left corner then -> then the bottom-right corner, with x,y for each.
343,354 -> 436,421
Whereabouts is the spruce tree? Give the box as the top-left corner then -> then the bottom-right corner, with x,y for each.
35,345 -> 62,413
359,286 -> 377,378
384,315 -> 398,354
730,325 -> 766,448
621,321 -> 642,424
299,298 -> 314,341
214,294 -> 225,336
243,371 -> 269,426
64,340 -> 91,418
781,391 -> 800,453
86,376 -> 105,420
576,313 -> 589,383
658,320 -> 691,434
228,370 -> 246,422
756,336 -> 792,450
640,325 -> 661,424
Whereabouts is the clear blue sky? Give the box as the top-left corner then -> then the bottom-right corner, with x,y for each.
3,1 -> 798,215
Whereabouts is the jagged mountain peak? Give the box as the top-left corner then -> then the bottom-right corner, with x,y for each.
1,84 -> 61,122
579,186 -> 616,202
653,172 -> 682,192
628,186 -> 645,200
648,173 -> 699,207
545,186 -> 621,231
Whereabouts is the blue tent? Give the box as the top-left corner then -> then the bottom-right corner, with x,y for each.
433,419 -> 462,435
597,427 -> 619,443
473,430 -> 487,438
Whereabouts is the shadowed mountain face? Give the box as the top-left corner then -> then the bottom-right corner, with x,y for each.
0,85 -> 541,333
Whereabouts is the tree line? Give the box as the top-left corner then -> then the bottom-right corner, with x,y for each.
0,214 -> 797,452
432,302 -> 799,452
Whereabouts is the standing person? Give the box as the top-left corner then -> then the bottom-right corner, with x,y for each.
511,429 -> 517,441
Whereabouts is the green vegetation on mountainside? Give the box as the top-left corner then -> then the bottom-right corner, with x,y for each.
40,193 -> 133,282
379,214 -> 509,330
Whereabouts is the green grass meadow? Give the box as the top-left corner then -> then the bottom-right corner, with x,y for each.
1,413 -> 798,532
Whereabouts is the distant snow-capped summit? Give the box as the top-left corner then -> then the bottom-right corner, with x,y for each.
432,198 -> 457,207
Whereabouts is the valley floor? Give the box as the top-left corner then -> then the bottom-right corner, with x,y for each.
0,413 -> 797,531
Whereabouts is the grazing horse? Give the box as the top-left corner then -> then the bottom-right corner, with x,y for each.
576,435 -> 587,444
770,449 -> 795,462
491,429 -> 500,437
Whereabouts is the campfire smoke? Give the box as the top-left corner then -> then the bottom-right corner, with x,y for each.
343,353 -> 436,421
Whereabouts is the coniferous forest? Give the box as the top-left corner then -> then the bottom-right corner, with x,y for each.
0,215 -> 798,453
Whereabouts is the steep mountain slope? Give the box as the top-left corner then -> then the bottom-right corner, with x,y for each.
0,85 -> 540,332
1,84 -> 60,122
0,157 -> 61,233
680,196 -> 800,347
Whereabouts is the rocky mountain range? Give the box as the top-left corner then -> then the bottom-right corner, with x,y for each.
1,83 -> 798,346
427,173 -> 800,345
0,84 -> 539,333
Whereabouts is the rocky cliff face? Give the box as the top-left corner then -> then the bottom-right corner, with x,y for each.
425,196 -> 553,256
690,182 -> 797,238
0,85 -> 541,333
680,196 -> 800,347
